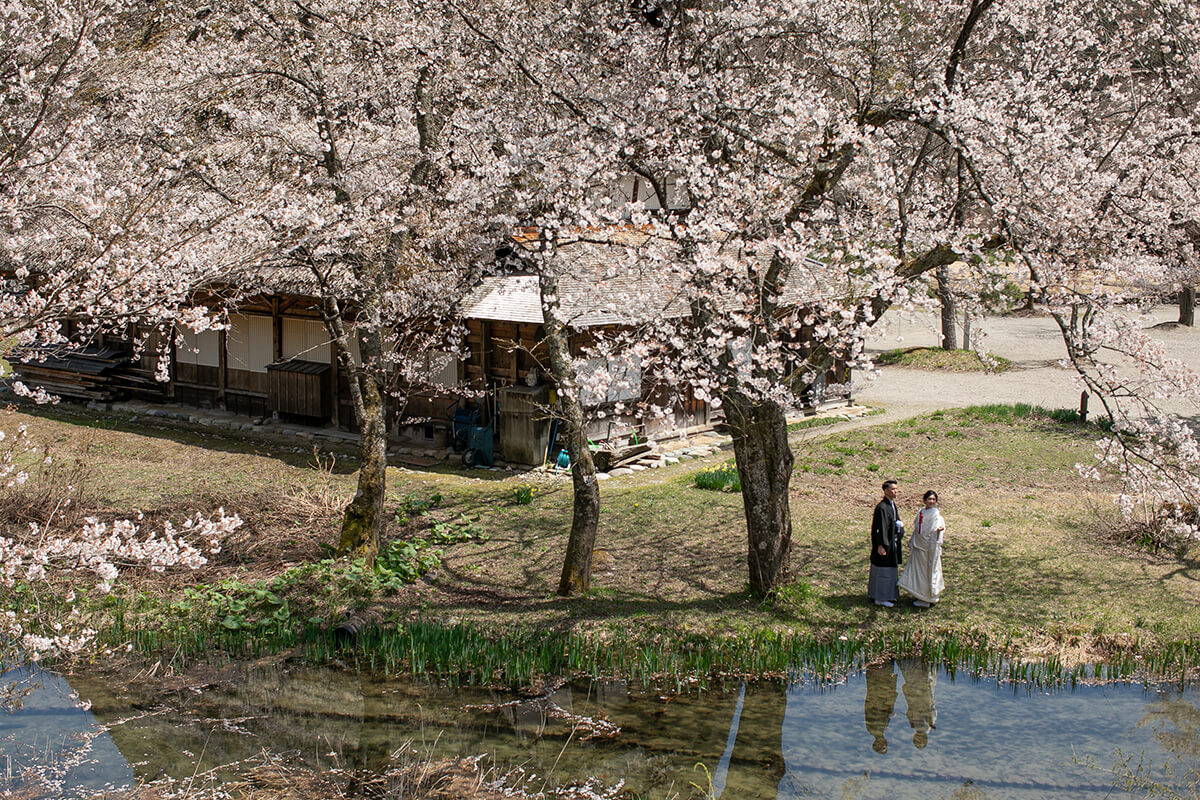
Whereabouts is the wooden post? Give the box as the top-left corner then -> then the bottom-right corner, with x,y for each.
479,320 -> 491,424
168,323 -> 176,400
217,329 -> 228,410
1080,390 -> 1088,423
329,335 -> 340,429
271,296 -> 283,361
479,321 -> 490,380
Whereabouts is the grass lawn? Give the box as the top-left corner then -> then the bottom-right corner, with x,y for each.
4,402 -> 1198,679
876,346 -> 1013,372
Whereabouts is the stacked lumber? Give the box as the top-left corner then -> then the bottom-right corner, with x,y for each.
109,368 -> 170,400
592,442 -> 652,472
10,347 -> 130,401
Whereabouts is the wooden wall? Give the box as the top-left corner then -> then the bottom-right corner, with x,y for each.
462,319 -> 547,389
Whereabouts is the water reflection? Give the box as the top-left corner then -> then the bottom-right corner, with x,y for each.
1,661 -> 1193,800
864,661 -> 898,754
899,659 -> 937,750
0,666 -> 131,798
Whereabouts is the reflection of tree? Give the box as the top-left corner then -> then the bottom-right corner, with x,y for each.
899,659 -> 937,750
716,682 -> 788,799
864,661 -> 897,754
1126,692 -> 1200,799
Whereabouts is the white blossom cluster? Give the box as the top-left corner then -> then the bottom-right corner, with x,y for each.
0,419 -> 35,488
0,509 -> 239,591
0,508 -> 240,661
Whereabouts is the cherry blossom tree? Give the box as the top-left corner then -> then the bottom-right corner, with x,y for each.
459,3 -> 694,595
21,0 -> 1196,598
147,0 -> 508,562
1,1 -> 244,363
490,0 -> 1200,593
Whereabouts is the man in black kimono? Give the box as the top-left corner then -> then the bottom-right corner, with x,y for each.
868,479 -> 903,607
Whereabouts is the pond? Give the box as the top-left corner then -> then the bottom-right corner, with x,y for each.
1,660 -> 1196,799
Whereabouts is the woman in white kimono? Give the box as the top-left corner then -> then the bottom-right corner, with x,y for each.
898,490 -> 945,607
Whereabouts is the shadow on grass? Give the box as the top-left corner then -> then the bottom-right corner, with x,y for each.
1160,558 -> 1200,585
18,400 -> 365,473
16,399 -> 536,483
819,592 -> 870,611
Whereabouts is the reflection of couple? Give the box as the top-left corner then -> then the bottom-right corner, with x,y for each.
864,660 -> 937,753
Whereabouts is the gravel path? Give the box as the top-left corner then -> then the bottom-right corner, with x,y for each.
840,305 -> 1200,430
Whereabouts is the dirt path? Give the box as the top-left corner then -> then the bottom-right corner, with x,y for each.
844,305 -> 1200,430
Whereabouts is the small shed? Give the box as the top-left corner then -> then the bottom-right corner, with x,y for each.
267,359 -> 331,420
497,383 -> 553,465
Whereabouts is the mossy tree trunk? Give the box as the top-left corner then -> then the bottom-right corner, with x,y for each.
326,66 -> 450,565
329,315 -> 388,566
337,372 -> 388,564
540,270 -> 601,597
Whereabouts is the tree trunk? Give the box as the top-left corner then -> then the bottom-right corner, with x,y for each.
725,396 -> 794,597
540,270 -> 601,597
554,395 -> 601,596
717,681 -> 789,799
936,265 -> 957,350
961,308 -> 972,351
330,320 -> 388,567
1179,286 -> 1195,327
337,373 -> 387,565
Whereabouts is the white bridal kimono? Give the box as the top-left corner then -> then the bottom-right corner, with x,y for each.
898,507 -> 945,603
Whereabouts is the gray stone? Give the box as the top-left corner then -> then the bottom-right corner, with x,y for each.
664,456 -> 680,465
609,467 -> 634,476
188,415 -> 199,424
629,464 -> 647,472
595,472 -> 611,480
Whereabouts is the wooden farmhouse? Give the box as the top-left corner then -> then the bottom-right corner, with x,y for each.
12,235 -> 852,467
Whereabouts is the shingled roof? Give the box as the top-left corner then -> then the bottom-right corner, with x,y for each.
461,231 -> 823,328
